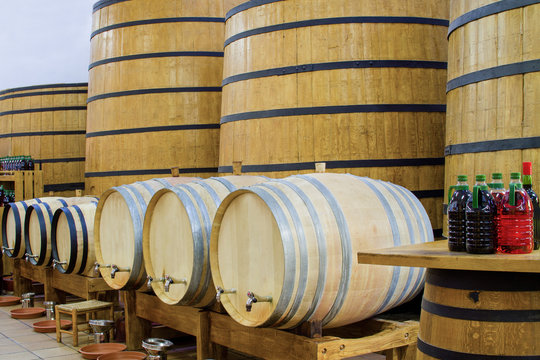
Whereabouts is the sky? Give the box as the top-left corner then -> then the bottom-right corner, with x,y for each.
0,0 -> 95,91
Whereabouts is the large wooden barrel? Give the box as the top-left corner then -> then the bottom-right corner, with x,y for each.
417,269 -> 540,359
85,0 -> 225,196
1,197 -> 63,258
444,0 -> 540,234
95,177 -> 198,290
0,83 -> 88,196
51,202 -> 99,276
143,175 -> 268,307
24,197 -> 99,266
210,173 -> 432,329
219,0 -> 449,235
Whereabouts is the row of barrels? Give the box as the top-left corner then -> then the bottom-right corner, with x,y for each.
2,173 -> 432,329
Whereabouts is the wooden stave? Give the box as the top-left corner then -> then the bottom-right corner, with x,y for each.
94,177 -> 198,290
23,197 -> 100,267
444,1 -> 540,235
85,0 -> 225,196
416,269 -> 540,359
0,84 -> 88,196
143,175 -> 268,307
210,173 -> 432,329
1,197 -> 64,258
218,0 -> 448,233
51,202 -> 99,276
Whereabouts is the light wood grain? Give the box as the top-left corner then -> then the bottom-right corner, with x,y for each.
357,240 -> 540,273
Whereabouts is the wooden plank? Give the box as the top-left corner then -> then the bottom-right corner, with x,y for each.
12,259 -> 33,297
50,271 -> 88,299
14,171 -> 23,201
23,171 -> 33,200
209,312 -> 319,360
19,260 -> 46,283
44,267 -> 66,303
33,170 -> 43,198
123,290 -> 151,350
135,292 -> 201,336
357,240 -> 540,273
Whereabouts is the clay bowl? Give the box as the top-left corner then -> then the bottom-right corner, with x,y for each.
32,319 -> 72,333
79,343 -> 127,359
97,351 -> 146,360
0,296 -> 21,306
10,307 -> 46,319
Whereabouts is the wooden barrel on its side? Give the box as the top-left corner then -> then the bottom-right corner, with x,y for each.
210,173 -> 432,329
143,175 -> 268,307
417,269 -> 540,359
24,197 -> 99,267
94,177 -> 199,290
1,197 -> 64,258
444,0 -> 540,235
85,0 -> 225,196
219,0 -> 449,235
0,83 -> 87,196
51,202 -> 99,276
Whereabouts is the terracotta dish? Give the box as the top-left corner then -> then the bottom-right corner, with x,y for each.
79,343 -> 127,359
32,320 -> 72,333
0,296 -> 21,306
97,351 -> 146,360
10,307 -> 46,319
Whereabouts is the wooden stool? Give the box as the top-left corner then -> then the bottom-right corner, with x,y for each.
55,300 -> 114,347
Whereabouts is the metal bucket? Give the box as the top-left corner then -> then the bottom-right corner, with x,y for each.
142,338 -> 173,360
21,292 -> 35,308
43,301 -> 56,320
89,319 -> 115,343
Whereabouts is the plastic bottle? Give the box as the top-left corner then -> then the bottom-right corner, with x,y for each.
497,172 -> 534,254
466,175 -> 496,254
489,173 -> 506,250
447,175 -> 471,251
27,156 -> 34,170
522,162 -> 539,250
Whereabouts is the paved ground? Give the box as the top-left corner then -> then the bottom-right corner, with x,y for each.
0,295 -> 384,360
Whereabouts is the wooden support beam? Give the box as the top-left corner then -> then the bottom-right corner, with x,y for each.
123,290 -> 151,350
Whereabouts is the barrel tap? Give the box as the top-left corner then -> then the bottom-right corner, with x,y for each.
25,253 -> 38,262
93,262 -> 111,276
52,259 -> 67,270
110,264 -> 130,279
146,275 -> 154,291
216,286 -> 236,303
2,246 -> 13,255
246,291 -> 272,312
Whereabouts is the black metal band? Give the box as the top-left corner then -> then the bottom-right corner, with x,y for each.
221,104 -> 445,124
44,183 -> 85,192
422,298 -> 540,322
0,130 -> 85,139
224,16 -> 449,47
445,137 -> 540,156
448,0 -> 540,37
85,167 -> 217,178
87,87 -> 221,103
412,190 -> 444,199
91,17 -> 225,39
35,158 -> 85,164
447,59 -> 540,92
427,269 -> 540,291
225,0 -> 284,20
89,51 -> 224,70
86,124 -> 220,138
218,157 -> 444,174
0,83 -> 87,96
93,0 -> 130,13
0,106 -> 86,117
223,60 -> 447,86
0,90 -> 87,101
417,338 -> 540,360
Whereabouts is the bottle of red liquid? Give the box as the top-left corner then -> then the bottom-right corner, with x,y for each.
489,173 -> 505,250
447,175 -> 471,252
497,172 -> 534,254
466,175 -> 496,254
522,162 -> 539,250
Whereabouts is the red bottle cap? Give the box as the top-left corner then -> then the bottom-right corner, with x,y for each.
523,162 -> 532,176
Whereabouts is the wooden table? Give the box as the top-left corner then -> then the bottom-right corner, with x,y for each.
357,240 -> 540,359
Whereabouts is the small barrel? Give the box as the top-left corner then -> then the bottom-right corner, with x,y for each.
143,175 -> 268,307
2,197 -> 64,258
51,202 -> 99,276
23,197 -> 99,266
210,173 -> 432,329
95,177 -> 199,290
417,269 -> 540,359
